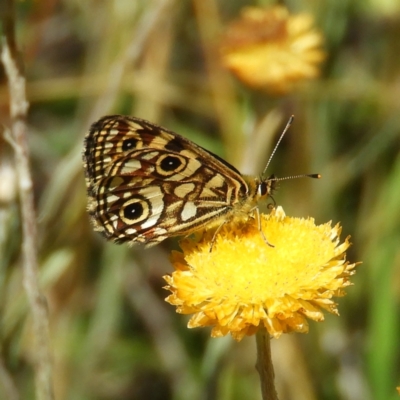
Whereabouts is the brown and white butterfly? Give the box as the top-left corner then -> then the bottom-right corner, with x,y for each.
83,115 -> 319,246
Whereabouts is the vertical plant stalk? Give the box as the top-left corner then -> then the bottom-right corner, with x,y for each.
1,6 -> 54,400
256,328 -> 279,400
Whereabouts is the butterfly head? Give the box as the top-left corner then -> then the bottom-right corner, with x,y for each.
257,174 -> 278,199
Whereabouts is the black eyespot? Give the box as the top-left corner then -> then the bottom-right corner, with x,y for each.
160,156 -> 182,172
122,138 -> 138,151
124,202 -> 143,219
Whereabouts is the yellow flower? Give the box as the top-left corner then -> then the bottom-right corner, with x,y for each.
164,207 -> 358,341
220,6 -> 326,94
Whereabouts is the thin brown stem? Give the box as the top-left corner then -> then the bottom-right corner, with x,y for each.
256,328 -> 279,400
1,3 -> 54,399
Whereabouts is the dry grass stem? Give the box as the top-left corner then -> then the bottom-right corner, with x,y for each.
1,22 -> 54,400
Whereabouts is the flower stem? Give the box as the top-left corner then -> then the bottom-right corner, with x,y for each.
256,328 -> 279,400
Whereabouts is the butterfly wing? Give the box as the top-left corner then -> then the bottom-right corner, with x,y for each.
83,115 -> 249,245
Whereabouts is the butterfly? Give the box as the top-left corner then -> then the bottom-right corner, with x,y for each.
83,115 -> 319,247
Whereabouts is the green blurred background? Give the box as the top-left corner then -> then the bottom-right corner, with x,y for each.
1,0 -> 399,399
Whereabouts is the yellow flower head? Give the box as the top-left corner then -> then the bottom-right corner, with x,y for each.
220,6 -> 326,94
164,207 -> 358,341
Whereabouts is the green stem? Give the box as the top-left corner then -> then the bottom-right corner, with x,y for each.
256,328 -> 279,400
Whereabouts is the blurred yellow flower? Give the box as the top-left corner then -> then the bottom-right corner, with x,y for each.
164,207 -> 358,341
220,6 -> 326,94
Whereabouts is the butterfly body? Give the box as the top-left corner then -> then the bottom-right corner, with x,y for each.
83,115 -> 277,246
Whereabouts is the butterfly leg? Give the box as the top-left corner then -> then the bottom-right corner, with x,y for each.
254,207 -> 274,248
209,220 -> 228,253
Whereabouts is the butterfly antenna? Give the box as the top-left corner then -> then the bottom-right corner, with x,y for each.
270,173 -> 321,182
262,115 -> 294,177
